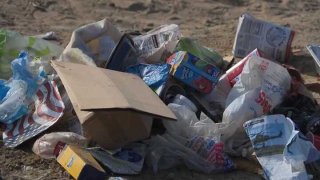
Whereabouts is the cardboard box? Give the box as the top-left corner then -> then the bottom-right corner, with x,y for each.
233,13 -> 294,62
166,51 -> 221,94
52,61 -> 176,149
57,145 -> 106,180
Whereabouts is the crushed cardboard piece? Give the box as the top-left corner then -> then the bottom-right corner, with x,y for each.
52,61 -> 176,149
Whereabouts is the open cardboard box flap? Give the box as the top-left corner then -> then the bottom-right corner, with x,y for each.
51,61 -> 176,121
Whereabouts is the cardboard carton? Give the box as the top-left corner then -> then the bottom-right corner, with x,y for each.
57,145 -> 106,180
166,51 -> 221,94
52,61 -> 176,149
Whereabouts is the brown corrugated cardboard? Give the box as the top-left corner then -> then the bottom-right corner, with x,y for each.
52,61 -> 176,149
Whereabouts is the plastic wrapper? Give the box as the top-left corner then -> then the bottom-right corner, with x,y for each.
32,132 -> 88,159
0,52 -> 46,124
244,115 -> 320,180
163,94 -> 221,140
3,81 -> 65,148
88,143 -> 146,175
0,29 -> 62,80
176,37 -> 224,68
61,18 -> 122,67
133,24 -> 181,64
127,63 -> 170,90
146,133 -> 233,174
221,55 -> 291,155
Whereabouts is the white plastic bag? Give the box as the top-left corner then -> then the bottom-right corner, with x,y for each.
221,56 -> 291,154
163,95 -> 221,140
205,49 -> 262,108
223,56 -> 291,133
61,18 -> 122,67
32,132 -> 88,159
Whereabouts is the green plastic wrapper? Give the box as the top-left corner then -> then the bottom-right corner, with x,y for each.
176,37 -> 224,69
0,29 -> 63,80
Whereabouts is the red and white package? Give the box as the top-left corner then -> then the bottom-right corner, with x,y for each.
3,81 -> 65,148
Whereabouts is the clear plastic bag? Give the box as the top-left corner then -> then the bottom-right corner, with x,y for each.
163,94 -> 221,140
146,133 -> 234,174
32,132 -> 88,159
0,51 -> 46,124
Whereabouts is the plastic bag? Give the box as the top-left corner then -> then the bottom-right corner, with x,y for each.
3,81 -> 65,148
126,63 -> 170,90
244,115 -> 320,180
146,133 -> 233,174
163,95 -> 221,140
0,29 -> 63,80
205,49 -> 262,108
221,56 -> 291,148
133,24 -> 181,64
0,52 -> 46,124
61,18 -> 122,67
88,143 -> 146,175
32,132 -> 88,159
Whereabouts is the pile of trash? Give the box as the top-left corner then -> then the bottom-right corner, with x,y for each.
1,13 -> 320,180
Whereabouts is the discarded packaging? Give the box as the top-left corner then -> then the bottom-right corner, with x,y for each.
244,115 -> 320,180
57,145 -> 106,180
32,132 -> 88,159
127,63 -> 170,91
233,13 -> 294,62
3,80 -> 65,147
221,55 -> 291,155
0,51 -> 46,124
0,29 -> 63,79
167,51 -> 221,94
306,44 -> 320,75
163,94 -> 221,139
61,18 -> 122,67
106,34 -> 139,71
146,133 -> 233,174
89,143 -> 146,175
133,24 -> 181,64
52,61 -> 176,150
205,49 -> 262,108
176,37 -> 224,68
187,91 -> 223,123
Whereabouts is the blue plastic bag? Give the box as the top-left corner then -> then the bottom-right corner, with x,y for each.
0,51 -> 45,124
126,63 -> 170,90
